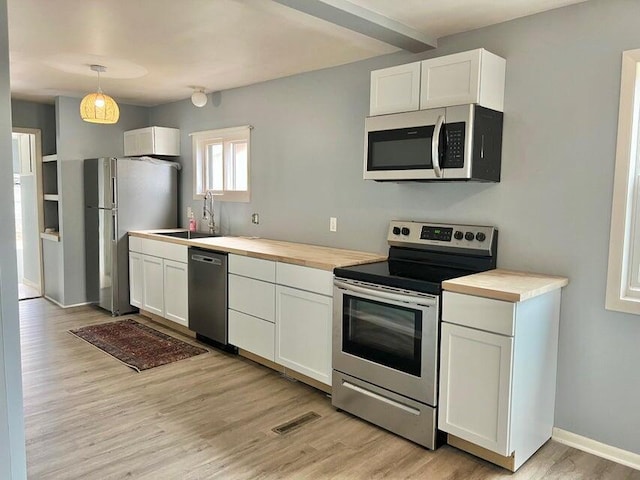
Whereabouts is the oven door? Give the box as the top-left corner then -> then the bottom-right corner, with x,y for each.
333,278 -> 439,406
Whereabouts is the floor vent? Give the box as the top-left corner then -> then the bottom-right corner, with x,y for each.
272,411 -> 321,435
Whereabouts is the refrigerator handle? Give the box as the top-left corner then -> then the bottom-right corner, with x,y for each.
111,176 -> 117,207
112,211 -> 117,242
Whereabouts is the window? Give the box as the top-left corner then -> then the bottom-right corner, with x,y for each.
191,125 -> 251,202
606,49 -> 640,314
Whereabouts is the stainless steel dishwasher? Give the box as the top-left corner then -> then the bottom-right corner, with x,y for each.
188,248 -> 236,352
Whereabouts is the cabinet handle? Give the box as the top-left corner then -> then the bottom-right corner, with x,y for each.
334,279 -> 437,307
342,381 -> 420,415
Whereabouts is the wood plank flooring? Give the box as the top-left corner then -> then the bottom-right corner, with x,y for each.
20,298 -> 640,479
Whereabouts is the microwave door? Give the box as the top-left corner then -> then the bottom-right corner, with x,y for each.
364,109 -> 445,181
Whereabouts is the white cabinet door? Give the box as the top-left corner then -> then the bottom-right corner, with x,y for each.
228,309 -> 275,361
142,255 -> 164,316
370,62 -> 421,116
420,49 -> 505,111
163,259 -> 188,326
439,322 -> 514,456
128,252 -> 143,308
275,285 -> 332,385
421,49 -> 480,109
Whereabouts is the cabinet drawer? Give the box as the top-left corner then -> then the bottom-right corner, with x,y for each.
228,309 -> 275,361
129,235 -> 143,253
276,262 -> 332,296
443,291 -> 515,336
142,238 -> 187,263
229,274 -> 275,322
229,254 -> 275,282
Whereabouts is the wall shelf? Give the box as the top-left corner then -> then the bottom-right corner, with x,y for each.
41,154 -> 59,234
40,231 -> 60,242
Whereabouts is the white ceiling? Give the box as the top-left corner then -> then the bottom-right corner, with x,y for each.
8,0 -> 587,106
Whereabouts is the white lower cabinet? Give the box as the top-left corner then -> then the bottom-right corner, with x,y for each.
439,289 -> 562,471
227,255 -> 277,359
142,255 -> 164,316
275,285 -> 332,385
227,254 -> 333,388
128,252 -> 143,308
129,237 -> 188,327
163,259 -> 189,326
439,322 -> 514,455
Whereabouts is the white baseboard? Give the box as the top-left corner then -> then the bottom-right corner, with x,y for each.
553,427 -> 640,471
44,296 -> 92,309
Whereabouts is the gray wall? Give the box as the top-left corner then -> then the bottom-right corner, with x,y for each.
150,0 -> 640,454
11,99 -> 56,155
55,96 -> 149,305
0,0 -> 27,477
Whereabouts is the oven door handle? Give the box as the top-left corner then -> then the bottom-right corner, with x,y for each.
334,280 -> 437,307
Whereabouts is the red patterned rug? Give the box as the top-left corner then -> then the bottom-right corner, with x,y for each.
69,319 -> 208,372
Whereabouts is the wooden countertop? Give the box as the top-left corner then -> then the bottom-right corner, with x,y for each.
129,230 -> 386,271
442,269 -> 569,302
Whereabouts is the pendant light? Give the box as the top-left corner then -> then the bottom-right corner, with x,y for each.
80,65 -> 120,124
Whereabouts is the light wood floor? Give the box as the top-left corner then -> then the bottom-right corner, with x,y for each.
20,298 -> 640,479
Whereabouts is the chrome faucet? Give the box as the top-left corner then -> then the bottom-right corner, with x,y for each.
202,190 -> 216,234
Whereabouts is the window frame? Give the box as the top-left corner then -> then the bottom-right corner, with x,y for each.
191,125 -> 251,202
606,49 -> 640,314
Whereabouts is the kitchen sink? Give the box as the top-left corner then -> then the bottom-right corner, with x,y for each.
154,231 -> 219,239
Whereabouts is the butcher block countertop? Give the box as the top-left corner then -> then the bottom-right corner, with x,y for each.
129,230 -> 386,271
442,269 -> 569,302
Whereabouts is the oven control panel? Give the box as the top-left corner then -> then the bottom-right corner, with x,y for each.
388,221 -> 497,255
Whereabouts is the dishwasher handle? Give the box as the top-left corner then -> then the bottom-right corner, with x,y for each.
191,254 -> 223,266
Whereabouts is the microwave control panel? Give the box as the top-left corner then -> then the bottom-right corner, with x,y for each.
443,122 -> 465,168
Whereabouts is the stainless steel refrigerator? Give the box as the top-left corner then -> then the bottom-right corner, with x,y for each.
84,157 -> 178,315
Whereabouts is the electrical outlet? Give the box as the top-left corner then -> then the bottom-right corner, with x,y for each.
251,213 -> 260,224
329,217 -> 337,232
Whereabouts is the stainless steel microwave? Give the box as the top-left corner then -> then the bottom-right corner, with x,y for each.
363,104 -> 503,182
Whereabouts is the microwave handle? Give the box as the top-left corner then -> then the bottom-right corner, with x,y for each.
432,115 -> 444,178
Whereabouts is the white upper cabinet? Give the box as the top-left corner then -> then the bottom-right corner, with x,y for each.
369,61 -> 421,116
124,126 -> 180,157
369,49 -> 506,116
420,49 -> 506,111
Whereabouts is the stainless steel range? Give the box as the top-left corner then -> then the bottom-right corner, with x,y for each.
332,220 -> 498,449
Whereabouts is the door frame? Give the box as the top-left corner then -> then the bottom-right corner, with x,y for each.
12,127 -> 44,296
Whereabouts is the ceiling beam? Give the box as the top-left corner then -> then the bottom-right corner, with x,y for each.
272,0 -> 437,53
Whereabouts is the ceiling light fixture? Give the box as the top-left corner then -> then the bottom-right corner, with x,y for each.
80,65 -> 120,124
191,87 -> 208,107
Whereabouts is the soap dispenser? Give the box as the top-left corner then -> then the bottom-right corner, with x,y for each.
187,207 -> 197,232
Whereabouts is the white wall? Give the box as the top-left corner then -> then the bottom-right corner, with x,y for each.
0,0 -> 27,477
150,0 -> 640,454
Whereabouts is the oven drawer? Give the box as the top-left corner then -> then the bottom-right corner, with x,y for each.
442,291 -> 515,336
332,370 -> 437,449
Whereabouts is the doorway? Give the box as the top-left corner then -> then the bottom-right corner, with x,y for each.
12,129 -> 43,300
